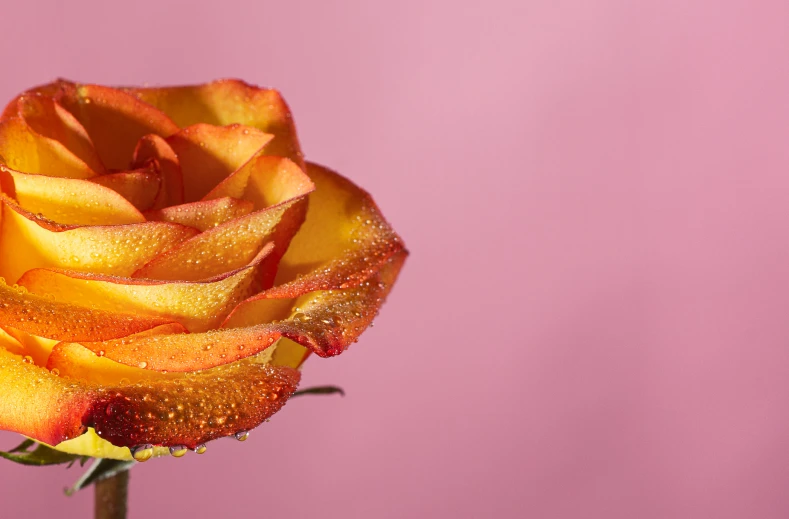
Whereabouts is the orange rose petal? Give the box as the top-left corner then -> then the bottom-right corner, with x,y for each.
133,200 -> 298,282
0,346 -> 299,449
0,196 -> 197,283
56,82 -> 179,170
205,155 -> 314,210
166,123 -> 272,202
0,348 -> 94,446
270,162 -> 405,294
0,166 -> 146,225
83,250 -> 407,372
17,243 -> 275,333
86,357 -> 299,449
226,249 -> 407,357
0,278 -> 173,342
47,327 -> 185,385
89,167 -> 161,212
11,93 -> 106,174
76,325 -> 281,372
131,134 -> 184,208
144,197 -> 254,232
123,79 -> 303,166
0,116 -> 98,179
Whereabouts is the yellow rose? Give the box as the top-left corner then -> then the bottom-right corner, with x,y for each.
0,79 -> 406,461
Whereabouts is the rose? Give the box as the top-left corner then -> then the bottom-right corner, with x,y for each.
0,79 -> 406,461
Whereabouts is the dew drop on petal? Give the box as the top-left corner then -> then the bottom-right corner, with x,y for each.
131,444 -> 154,462
169,445 -> 188,458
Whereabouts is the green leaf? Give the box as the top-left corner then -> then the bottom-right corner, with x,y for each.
65,458 -> 135,496
292,385 -> 345,397
0,439 -> 83,466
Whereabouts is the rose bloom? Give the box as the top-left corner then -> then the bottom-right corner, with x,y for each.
0,80 -> 406,461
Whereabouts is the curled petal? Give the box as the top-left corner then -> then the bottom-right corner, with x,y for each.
131,134 -> 184,208
0,166 -> 146,225
144,197 -> 254,232
89,166 -> 161,212
83,250 -> 407,371
0,196 -> 197,283
18,243 -> 275,333
166,123 -> 273,202
205,155 -> 314,211
0,346 -> 299,452
10,93 -> 105,174
122,79 -> 303,166
0,278 -> 173,342
0,116 -> 98,179
55,81 -> 179,170
133,200 -> 302,282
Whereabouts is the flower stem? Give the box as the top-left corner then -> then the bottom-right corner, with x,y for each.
94,468 -> 129,519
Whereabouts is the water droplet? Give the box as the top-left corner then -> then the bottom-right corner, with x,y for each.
138,361 -> 148,369
22,356 -> 33,364
50,368 -> 60,376
131,444 -> 154,462
169,445 -> 188,458
195,444 -> 207,454
234,430 -> 250,442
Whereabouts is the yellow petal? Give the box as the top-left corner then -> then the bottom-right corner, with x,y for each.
18,243 -> 275,333
166,123 -> 272,202
0,166 -> 146,225
56,82 -> 179,170
0,195 -> 197,283
123,79 -> 303,166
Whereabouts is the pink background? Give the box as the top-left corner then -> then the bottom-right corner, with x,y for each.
2,1 -> 789,517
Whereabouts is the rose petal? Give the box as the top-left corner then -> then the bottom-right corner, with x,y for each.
55,82 -> 179,170
0,116 -> 98,179
0,195 -> 197,283
48,330 -> 184,385
133,200 -> 299,282
75,325 -> 280,373
205,155 -> 314,210
83,250 -> 406,371
0,347 -> 94,446
0,278 -> 173,342
17,243 -> 275,333
9,93 -> 106,174
253,162 -> 404,296
89,166 -> 161,212
144,197 -> 254,232
0,166 -> 146,225
131,134 -> 184,208
123,79 -> 303,166
0,346 -> 299,451
165,123 -> 272,202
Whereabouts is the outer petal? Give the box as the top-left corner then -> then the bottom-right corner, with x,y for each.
270,162 -> 406,293
81,250 -> 407,371
0,166 -> 146,225
17,244 -> 275,334
55,82 -> 179,170
122,79 -> 303,166
0,116 -> 98,179
165,123 -> 272,202
0,346 -> 299,453
0,278 -> 173,342
0,196 -> 197,283
8,93 -> 106,174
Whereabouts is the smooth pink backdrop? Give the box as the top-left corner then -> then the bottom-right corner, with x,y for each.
2,1 -> 789,517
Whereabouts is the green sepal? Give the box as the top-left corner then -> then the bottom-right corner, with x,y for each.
292,385 -> 345,397
0,439 -> 89,467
